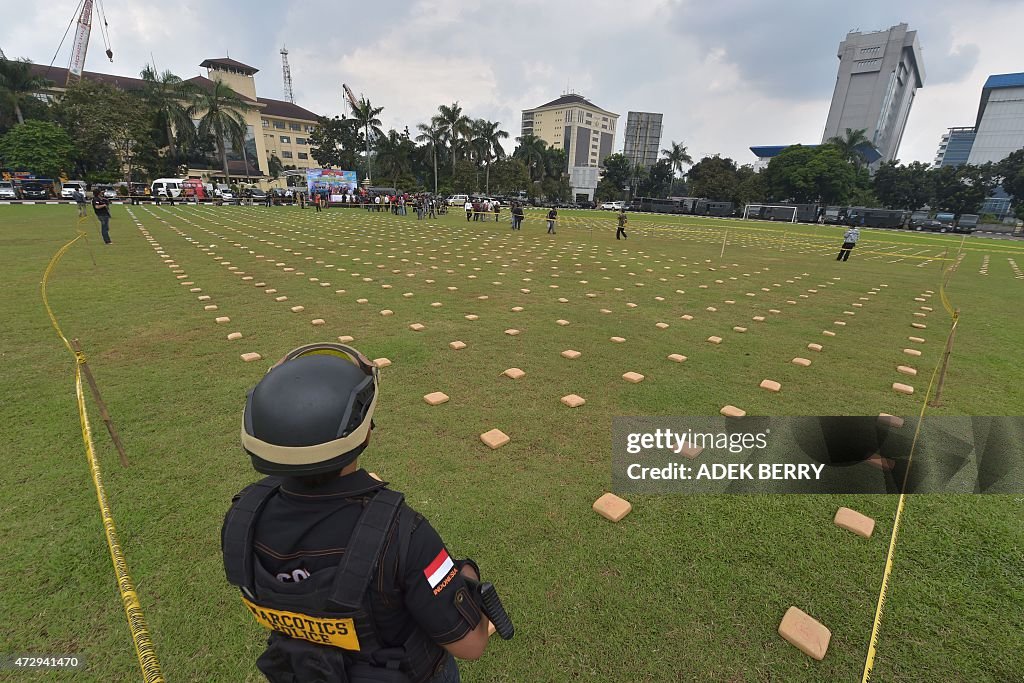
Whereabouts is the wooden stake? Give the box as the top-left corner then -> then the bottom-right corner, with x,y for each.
720,230 -> 728,258
928,309 -> 959,408
70,339 -> 129,467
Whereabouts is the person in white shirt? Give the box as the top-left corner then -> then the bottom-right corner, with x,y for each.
837,226 -> 860,262
464,200 -> 473,222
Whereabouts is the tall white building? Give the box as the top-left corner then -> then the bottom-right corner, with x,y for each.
966,73 -> 1024,165
821,23 -> 925,165
521,94 -> 618,201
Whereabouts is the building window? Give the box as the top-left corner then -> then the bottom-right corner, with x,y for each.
296,137 -> 307,145
280,136 -> 290,143
273,121 -> 285,129
282,151 -> 293,159
602,116 -> 608,122
298,152 -> 308,160
290,123 -> 301,131
261,119 -> 269,128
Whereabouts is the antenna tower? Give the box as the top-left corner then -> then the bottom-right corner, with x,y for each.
281,46 -> 295,104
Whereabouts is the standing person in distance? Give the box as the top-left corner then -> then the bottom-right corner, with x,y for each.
836,224 -> 860,261
616,209 -> 628,240
222,343 -> 492,682
546,206 -> 557,234
92,189 -> 112,245
73,187 -> 88,218
464,198 -> 473,222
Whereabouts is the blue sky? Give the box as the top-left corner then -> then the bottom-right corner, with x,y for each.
3,0 -> 1021,165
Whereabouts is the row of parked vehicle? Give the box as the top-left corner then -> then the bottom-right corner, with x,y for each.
0,177 -> 301,203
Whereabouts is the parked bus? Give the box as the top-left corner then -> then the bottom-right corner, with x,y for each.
845,207 -> 908,229
693,199 -> 735,217
822,206 -> 850,224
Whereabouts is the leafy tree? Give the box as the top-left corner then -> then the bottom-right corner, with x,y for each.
53,80 -> 146,180
490,158 -> 530,195
541,175 -> 571,202
268,154 -> 283,181
932,163 -> 998,215
350,97 -> 383,180
687,155 -> 740,202
998,149 -> 1024,213
471,119 -> 509,195
432,102 -> 471,175
375,129 -> 416,189
735,164 -> 766,206
140,66 -> 196,164
637,159 -> 674,198
513,134 -> 547,182
764,145 -> 856,204
660,140 -> 693,177
595,153 -> 632,201
451,158 -> 477,193
826,127 -> 874,168
0,120 -> 73,177
194,80 -> 253,179
872,161 -> 933,211
415,122 -> 444,194
309,115 -> 363,170
0,58 -> 52,126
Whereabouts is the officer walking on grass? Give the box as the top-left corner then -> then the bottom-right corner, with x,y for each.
222,343 -> 495,682
836,225 -> 860,262
92,189 -> 112,244
616,209 -> 628,240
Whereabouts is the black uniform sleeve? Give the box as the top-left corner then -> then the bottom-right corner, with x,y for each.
400,516 -> 482,645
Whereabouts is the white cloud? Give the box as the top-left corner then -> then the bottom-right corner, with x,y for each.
3,0 -> 1021,167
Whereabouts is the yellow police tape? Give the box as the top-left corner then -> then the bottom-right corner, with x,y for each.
860,259 -> 959,683
41,221 -> 165,683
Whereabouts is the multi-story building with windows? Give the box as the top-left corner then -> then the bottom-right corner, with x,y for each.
966,72 -> 1024,165
821,23 -> 925,166
623,112 -> 663,170
521,94 -> 618,200
933,127 -> 977,168
26,56 -> 321,186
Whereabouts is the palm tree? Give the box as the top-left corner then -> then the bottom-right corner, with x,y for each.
375,130 -> 412,189
0,58 -> 52,125
415,122 -> 444,195
661,140 -> 693,178
826,128 -> 873,168
432,102 -> 471,175
471,119 -> 509,196
194,80 -> 253,181
350,97 -> 384,182
140,66 -> 196,163
513,134 -> 547,182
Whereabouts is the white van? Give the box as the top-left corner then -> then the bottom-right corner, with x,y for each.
152,178 -> 186,198
60,180 -> 87,199
448,194 -> 469,206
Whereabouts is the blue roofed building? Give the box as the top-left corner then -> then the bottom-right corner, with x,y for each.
966,72 -> 1024,165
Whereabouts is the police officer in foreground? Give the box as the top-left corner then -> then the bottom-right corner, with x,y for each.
222,343 -> 492,682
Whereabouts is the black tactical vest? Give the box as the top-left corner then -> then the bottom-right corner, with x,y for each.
223,477 -> 446,683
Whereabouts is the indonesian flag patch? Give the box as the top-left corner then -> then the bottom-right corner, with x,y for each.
424,549 -> 455,590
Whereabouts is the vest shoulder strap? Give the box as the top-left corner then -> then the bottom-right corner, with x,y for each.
327,488 -> 404,610
223,476 -> 282,593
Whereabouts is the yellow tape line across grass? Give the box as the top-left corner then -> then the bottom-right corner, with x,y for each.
41,223 -> 165,683
861,253 -> 961,683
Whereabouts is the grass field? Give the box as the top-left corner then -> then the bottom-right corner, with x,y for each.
2,203 -> 1023,682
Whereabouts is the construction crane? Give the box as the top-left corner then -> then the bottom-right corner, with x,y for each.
280,46 -> 294,104
342,83 -> 359,117
66,0 -> 114,85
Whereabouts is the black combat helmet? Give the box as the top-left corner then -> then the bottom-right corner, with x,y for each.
242,343 -> 379,476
